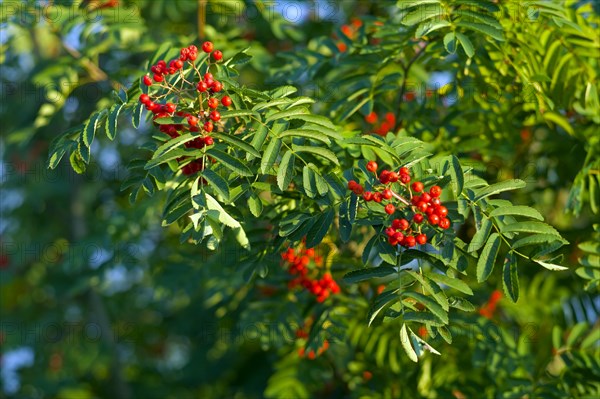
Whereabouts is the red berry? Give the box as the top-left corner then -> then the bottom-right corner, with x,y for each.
211,81 -> 223,92
209,110 -> 221,121
203,121 -> 214,132
366,161 -> 378,173
405,235 -> 416,247
174,59 -> 184,69
202,41 -> 214,53
430,185 -> 442,197
439,218 -> 451,229
187,115 -> 199,127
379,170 -> 391,184
207,97 -> 219,109
197,82 -> 208,92
436,206 -> 448,217
204,136 -> 214,146
428,214 -> 440,225
382,189 -> 393,200
421,193 -> 432,203
411,181 -> 424,192
431,197 -> 441,206
413,214 -> 424,224
400,173 -> 411,184
353,185 -> 364,195
145,101 -> 156,111
212,50 -> 223,61
416,234 -> 427,245
348,180 -> 358,190
143,75 -> 152,86
363,191 -> 373,201
399,167 -> 410,175
153,74 -> 164,82
221,96 -> 232,107
388,172 -> 399,183
385,204 -> 395,215
365,112 -> 378,124
165,103 -> 176,113
139,94 -> 150,104
417,201 -> 428,213
399,219 -> 409,231
373,193 -> 382,203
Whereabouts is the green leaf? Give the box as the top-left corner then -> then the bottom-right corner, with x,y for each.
401,3 -> 446,26
343,266 -> 397,283
457,21 -> 504,41
78,139 -> 90,164
402,291 -> 449,324
426,272 -> 473,295
445,155 -> 464,197
449,297 -> 476,312
473,179 -> 526,202
201,169 -> 230,201
211,132 -> 261,158
543,112 -> 575,136
228,49 -> 252,67
83,111 -> 103,147
265,106 -> 309,123
305,209 -> 334,248
512,234 -> 567,249
444,32 -> 457,53
106,103 -> 124,140
476,233 -> 501,282
533,259 -> 568,271
501,221 -> 561,236
468,217 -> 493,252
205,194 -> 250,249
250,123 -> 268,153
292,145 -> 339,165
490,206 -> 544,221
302,165 -> 317,198
69,151 -> 86,174
277,150 -> 295,191
206,149 -> 254,177
219,109 -> 257,119
286,114 -> 336,130
397,0 -> 441,8
400,323 -> 418,363
152,116 -> 187,125
146,148 -> 194,170
455,32 -> 475,57
311,166 -> 329,196
406,271 -> 449,311
248,192 -> 263,217
279,129 -> 331,145
415,20 -> 451,37
403,311 -> 445,327
261,137 -> 282,174
132,101 -> 144,129
502,253 -> 519,302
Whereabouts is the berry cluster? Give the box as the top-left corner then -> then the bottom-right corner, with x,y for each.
295,317 -> 330,360
138,42 -> 232,175
281,244 -> 340,303
333,18 -> 362,52
364,112 -> 396,136
348,161 -> 451,248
